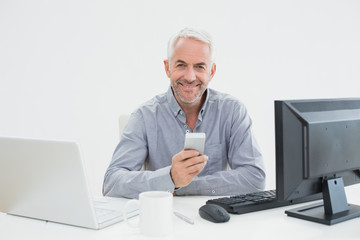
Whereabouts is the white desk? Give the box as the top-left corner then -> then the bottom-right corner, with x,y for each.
1,185 -> 359,240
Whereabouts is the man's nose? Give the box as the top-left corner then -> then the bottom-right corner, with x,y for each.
183,67 -> 196,82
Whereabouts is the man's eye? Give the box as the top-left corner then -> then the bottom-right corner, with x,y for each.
196,65 -> 206,70
176,64 -> 185,67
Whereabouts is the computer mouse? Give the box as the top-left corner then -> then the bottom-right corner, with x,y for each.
199,204 -> 230,223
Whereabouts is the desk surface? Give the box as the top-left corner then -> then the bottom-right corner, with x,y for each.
1,185 -> 359,240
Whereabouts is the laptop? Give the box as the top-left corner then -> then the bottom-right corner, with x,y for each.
0,136 -> 138,229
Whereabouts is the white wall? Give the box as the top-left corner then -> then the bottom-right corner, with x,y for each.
1,0 -> 359,196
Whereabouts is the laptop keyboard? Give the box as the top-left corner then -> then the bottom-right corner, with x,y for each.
94,207 -> 116,217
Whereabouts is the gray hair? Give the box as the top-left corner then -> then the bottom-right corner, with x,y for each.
167,28 -> 215,67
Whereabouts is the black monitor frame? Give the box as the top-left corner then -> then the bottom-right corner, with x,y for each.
275,98 -> 360,225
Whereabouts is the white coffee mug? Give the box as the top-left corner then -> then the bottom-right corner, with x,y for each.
123,191 -> 173,237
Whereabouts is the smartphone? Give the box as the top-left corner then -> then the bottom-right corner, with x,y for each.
184,132 -> 206,155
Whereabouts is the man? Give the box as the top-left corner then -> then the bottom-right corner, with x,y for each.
103,28 -> 265,199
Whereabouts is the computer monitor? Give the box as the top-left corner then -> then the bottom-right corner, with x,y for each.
275,98 -> 360,225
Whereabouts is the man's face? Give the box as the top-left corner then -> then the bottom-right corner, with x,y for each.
164,38 -> 216,105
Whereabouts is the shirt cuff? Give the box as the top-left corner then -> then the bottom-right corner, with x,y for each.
153,165 -> 176,192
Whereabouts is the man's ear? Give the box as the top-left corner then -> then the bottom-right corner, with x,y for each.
210,63 -> 216,80
164,60 -> 171,78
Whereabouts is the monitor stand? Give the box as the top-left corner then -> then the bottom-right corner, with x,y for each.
285,177 -> 360,225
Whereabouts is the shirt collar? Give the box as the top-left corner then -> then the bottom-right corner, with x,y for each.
167,87 -> 182,117
166,86 -> 210,121
199,88 -> 210,120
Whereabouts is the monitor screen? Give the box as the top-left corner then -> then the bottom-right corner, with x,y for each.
275,98 -> 360,225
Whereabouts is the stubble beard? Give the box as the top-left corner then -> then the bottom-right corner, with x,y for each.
172,80 -> 207,104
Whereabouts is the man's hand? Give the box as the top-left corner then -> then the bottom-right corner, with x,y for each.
170,150 -> 208,188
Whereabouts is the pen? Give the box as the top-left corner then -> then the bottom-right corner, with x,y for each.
174,211 -> 194,225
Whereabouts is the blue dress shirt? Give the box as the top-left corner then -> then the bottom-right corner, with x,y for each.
103,87 -> 265,199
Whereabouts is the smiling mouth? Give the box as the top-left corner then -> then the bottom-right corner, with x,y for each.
181,84 -> 199,90
177,80 -> 201,90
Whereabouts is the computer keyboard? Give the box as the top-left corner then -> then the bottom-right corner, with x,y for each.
206,189 -> 289,214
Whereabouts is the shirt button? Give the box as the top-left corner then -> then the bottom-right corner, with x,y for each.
212,190 -> 216,194
186,130 -> 190,133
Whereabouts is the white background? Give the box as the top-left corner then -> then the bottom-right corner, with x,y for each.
1,0 -> 359,196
